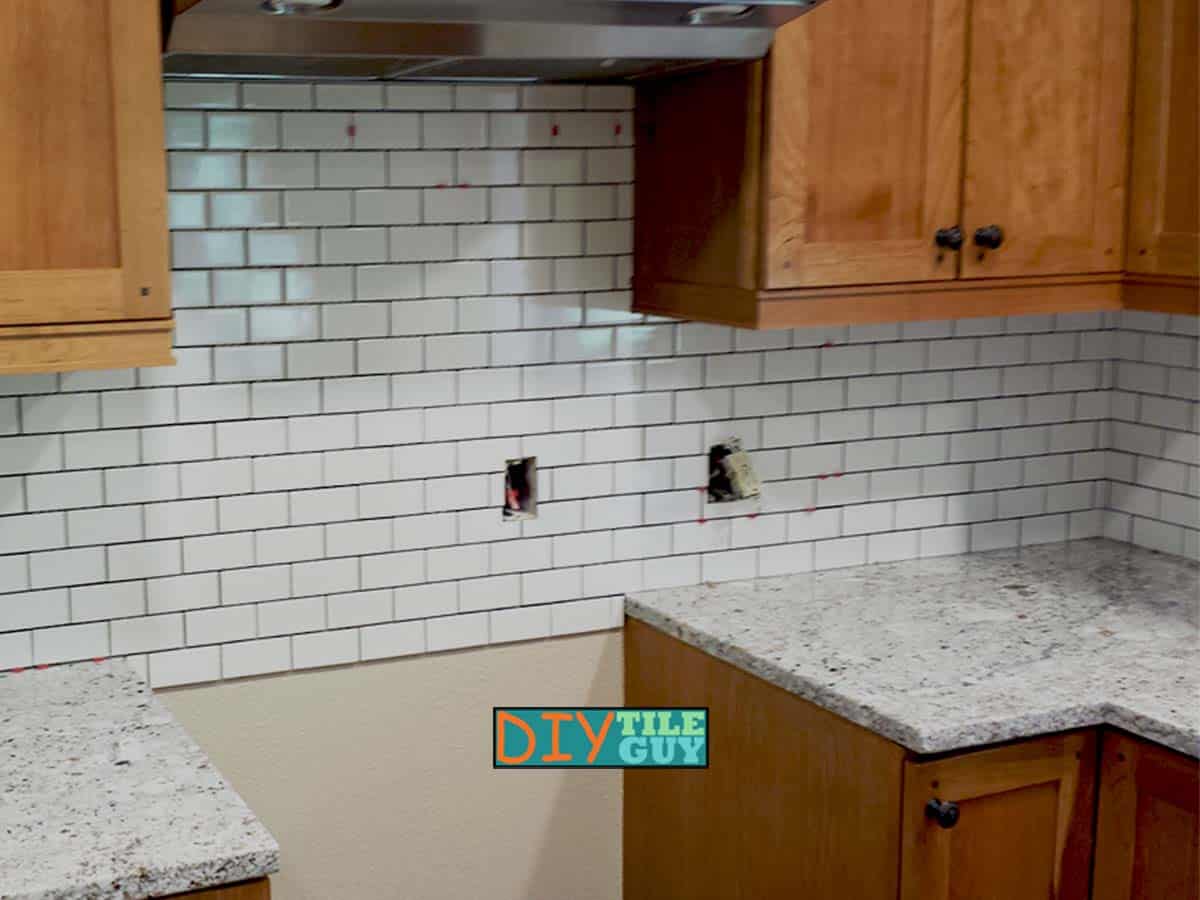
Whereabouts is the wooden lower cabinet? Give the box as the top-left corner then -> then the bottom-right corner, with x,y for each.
625,618 -> 906,900
1093,733 -> 1200,900
625,622 -> 1200,900
898,732 -> 1096,900
163,877 -> 270,899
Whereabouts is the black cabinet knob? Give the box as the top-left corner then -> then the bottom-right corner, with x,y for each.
973,225 -> 1004,250
925,798 -> 960,829
934,226 -> 964,251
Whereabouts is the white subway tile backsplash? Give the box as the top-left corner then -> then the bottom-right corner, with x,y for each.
0,81 -> 1182,690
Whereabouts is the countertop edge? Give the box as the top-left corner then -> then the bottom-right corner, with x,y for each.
6,849 -> 281,900
624,596 -> 1200,759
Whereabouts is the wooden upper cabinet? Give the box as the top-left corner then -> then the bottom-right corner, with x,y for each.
1092,732 -> 1199,900
1126,0 -> 1199,279
763,0 -> 966,289
634,0 -> 1132,328
0,0 -> 173,374
960,0 -> 1133,278
899,731 -> 1097,900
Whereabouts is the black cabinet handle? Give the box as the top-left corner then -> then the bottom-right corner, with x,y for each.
925,798 -> 960,829
973,225 -> 1004,250
934,226 -> 964,251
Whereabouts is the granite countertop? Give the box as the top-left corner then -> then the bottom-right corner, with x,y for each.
626,539 -> 1200,757
0,662 -> 278,900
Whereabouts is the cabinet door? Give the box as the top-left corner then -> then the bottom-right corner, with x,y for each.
763,0 -> 967,288
899,731 -> 1097,900
1092,732 -> 1199,900
960,0 -> 1133,278
0,0 -> 171,326
1126,0 -> 1199,278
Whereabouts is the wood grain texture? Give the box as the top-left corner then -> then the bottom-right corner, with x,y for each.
164,877 -> 272,899
0,0 -> 120,272
0,321 -> 173,375
899,731 -> 1097,900
634,275 -> 1121,328
1122,274 -> 1200,315
110,0 -> 173,322
1092,731 -> 1199,900
961,0 -> 1133,278
763,0 -> 966,288
624,618 -> 906,900
634,63 -> 764,294
0,0 -> 172,372
1126,0 -> 1199,278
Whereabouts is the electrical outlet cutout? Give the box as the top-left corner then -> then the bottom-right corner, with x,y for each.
707,438 -> 761,503
503,457 -> 537,521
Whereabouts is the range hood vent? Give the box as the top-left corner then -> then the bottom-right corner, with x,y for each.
164,1 -> 821,83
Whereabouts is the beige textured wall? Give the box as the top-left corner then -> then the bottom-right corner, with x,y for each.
163,632 -> 623,900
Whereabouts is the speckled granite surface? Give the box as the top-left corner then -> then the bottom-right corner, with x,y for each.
627,539 -> 1200,757
0,661 -> 278,900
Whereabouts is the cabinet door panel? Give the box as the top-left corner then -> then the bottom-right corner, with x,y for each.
763,0 -> 966,288
961,0 -> 1132,278
899,731 -> 1096,900
1093,732 -> 1199,900
1126,0 -> 1199,277
0,0 -> 170,325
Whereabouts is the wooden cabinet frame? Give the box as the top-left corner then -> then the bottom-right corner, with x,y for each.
0,0 -> 173,373
634,0 -> 1197,328
626,623 -> 1199,900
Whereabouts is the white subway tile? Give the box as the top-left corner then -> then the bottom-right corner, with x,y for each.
359,620 -> 424,660
71,581 -> 145,622
111,613 -> 184,655
221,565 -> 291,607
222,637 -> 292,679
248,229 -> 319,266
316,84 -> 383,110
247,152 -> 316,189
67,505 -> 142,548
34,622 -> 109,665
258,596 -> 325,637
426,611 -> 488,652
147,572 -> 219,615
243,82 -> 312,110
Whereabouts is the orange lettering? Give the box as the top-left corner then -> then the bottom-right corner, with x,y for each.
575,711 -> 614,764
496,711 -> 536,764
541,711 -> 573,762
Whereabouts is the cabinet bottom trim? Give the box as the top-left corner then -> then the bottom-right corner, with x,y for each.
635,276 -> 1123,329
0,319 -> 174,375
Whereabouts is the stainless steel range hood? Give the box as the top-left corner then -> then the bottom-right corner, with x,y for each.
163,1 -> 820,82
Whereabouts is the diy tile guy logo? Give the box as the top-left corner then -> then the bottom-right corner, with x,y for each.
493,707 -> 708,768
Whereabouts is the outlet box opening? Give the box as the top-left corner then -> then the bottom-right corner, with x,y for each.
503,456 -> 537,521
707,438 -> 761,503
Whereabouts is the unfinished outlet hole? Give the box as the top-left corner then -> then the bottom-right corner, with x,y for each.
503,457 -> 537,521
707,438 -> 761,503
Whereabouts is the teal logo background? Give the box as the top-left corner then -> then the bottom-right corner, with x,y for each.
494,707 -> 709,768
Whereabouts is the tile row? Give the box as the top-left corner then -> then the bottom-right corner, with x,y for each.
0,470 -> 1105,594
167,110 -> 635,151
0,593 -> 625,682
168,186 -> 633,229
0,507 -> 1104,666
164,81 -> 634,113
168,148 -> 635,192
